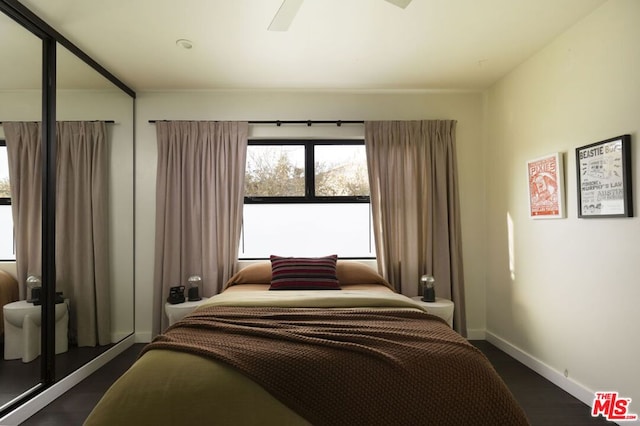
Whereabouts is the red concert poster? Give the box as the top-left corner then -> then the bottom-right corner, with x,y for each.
527,153 -> 565,219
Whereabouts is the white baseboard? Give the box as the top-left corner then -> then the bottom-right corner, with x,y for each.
134,331 -> 152,343
0,335 -> 135,426
485,331 -> 595,407
110,330 -> 132,343
465,328 -> 486,340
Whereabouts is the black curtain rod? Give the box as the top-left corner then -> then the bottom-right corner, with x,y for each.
148,119 -> 364,127
251,120 -> 364,126
0,120 -> 115,124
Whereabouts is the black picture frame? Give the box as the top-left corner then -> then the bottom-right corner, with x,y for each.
576,134 -> 633,218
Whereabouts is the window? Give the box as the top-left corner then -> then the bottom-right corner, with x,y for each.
240,140 -> 375,259
0,140 -> 15,260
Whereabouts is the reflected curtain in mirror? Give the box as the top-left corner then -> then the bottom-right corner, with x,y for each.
364,120 -> 467,336
56,121 -> 110,346
4,121 -> 111,346
153,121 -> 248,335
4,122 -> 42,300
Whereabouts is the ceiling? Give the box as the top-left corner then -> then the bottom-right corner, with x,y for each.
5,0 -> 607,92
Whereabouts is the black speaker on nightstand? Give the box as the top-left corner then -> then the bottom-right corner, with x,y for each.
187,275 -> 203,301
28,287 -> 42,305
188,286 -> 201,302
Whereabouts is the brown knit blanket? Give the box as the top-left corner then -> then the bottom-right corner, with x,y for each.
143,306 -> 529,426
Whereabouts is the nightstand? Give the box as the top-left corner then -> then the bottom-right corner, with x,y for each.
164,297 -> 209,326
411,296 -> 454,328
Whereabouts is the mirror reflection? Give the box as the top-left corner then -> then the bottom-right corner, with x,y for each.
53,44 -> 134,380
0,9 -> 43,410
0,10 -> 135,412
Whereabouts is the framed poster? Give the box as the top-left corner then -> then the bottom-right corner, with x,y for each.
527,152 -> 565,219
576,134 -> 633,218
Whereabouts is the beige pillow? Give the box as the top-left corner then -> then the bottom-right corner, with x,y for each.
224,262 -> 271,288
336,261 -> 392,288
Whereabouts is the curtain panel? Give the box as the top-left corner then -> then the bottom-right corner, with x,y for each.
56,121 -> 111,346
364,120 -> 467,336
153,121 -> 248,335
4,122 -> 42,300
4,121 -> 111,346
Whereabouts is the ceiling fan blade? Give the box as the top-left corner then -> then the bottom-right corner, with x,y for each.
268,0 -> 304,31
384,0 -> 412,9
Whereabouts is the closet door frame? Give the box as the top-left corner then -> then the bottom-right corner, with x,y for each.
0,0 -> 135,417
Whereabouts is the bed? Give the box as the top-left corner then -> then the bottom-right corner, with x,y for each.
85,258 -> 529,426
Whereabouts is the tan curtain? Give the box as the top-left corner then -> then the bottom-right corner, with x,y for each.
5,121 -> 111,346
4,122 -> 42,300
365,120 -> 467,336
153,121 -> 248,335
56,121 -> 111,346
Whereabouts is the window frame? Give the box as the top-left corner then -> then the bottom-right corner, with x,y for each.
0,139 -> 10,206
0,139 -> 15,261
244,139 -> 370,204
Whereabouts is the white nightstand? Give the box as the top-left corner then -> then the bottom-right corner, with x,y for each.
411,296 -> 455,328
4,299 -> 69,362
165,297 -> 209,326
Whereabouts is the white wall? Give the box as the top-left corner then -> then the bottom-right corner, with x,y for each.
134,90 -> 486,340
485,0 -> 639,407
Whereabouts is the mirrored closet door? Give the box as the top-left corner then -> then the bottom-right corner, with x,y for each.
0,0 -> 135,417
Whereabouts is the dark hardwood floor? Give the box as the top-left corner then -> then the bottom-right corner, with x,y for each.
472,341 -> 611,426
19,341 -> 612,425
0,343 -> 113,408
20,343 -> 144,426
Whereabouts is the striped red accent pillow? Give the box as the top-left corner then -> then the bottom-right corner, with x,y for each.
269,255 -> 340,290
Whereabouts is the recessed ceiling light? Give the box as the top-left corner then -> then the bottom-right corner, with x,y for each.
176,39 -> 193,50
